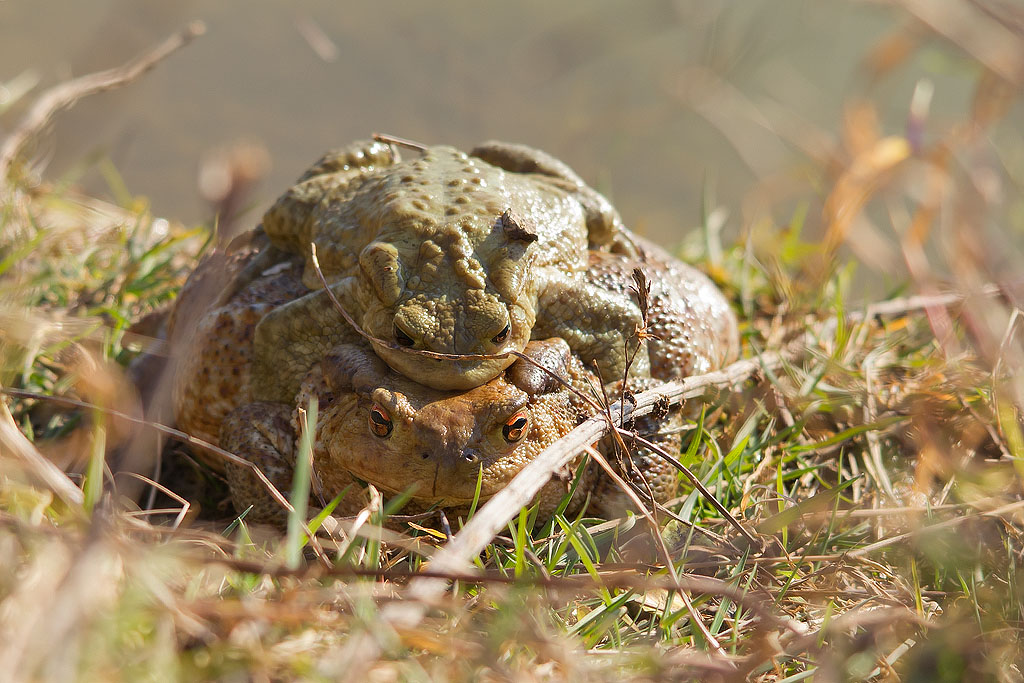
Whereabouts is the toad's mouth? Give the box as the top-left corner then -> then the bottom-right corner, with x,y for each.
373,345 -> 515,390
341,464 -> 507,504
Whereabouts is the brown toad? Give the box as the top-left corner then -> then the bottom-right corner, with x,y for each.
251,139 -> 662,398
223,338 -> 625,521
308,341 -> 683,521
224,336 -> 685,522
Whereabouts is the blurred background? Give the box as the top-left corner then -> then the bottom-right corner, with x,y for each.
3,0 -> 1020,265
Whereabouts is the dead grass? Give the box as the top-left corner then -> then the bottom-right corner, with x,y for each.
3,3 -> 1024,681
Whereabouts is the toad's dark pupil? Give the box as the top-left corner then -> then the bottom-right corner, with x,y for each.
369,406 -> 393,437
491,324 -> 510,344
394,325 -> 415,347
502,414 -> 528,442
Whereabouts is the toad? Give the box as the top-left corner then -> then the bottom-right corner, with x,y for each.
222,338 -> 633,521
250,139 -> 674,398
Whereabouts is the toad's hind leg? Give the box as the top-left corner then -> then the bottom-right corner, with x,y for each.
220,400 -> 371,525
220,401 -> 297,524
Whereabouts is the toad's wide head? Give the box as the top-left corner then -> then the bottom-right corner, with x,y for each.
355,208 -> 544,390
310,338 -> 593,507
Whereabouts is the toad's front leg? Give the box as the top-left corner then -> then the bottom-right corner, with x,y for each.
250,278 -> 364,404
533,267 -> 650,382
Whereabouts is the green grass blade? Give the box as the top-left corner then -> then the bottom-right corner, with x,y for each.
286,396 -> 317,570
82,410 -> 106,513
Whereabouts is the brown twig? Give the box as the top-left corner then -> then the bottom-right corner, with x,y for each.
0,21 -> 206,184
583,444 -> 729,658
187,551 -> 801,633
196,549 -> 947,600
115,471 -> 190,530
846,497 -> 1024,559
371,132 -> 428,152
613,428 -> 759,546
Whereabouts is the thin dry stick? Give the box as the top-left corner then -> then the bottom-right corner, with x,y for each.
209,550 -> 948,607
371,132 -> 428,152
583,444 -> 728,658
333,487 -> 382,561
857,289 -> 979,319
772,606 -> 928,665
615,428 -> 758,546
0,21 -> 206,183
116,471 -> 190,530
862,351 -> 896,500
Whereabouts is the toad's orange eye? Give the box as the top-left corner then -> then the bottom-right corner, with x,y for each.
369,405 -> 393,437
491,324 -> 510,344
502,411 -> 529,443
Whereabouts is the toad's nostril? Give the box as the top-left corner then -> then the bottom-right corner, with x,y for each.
420,452 -> 430,460
463,451 -> 479,464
